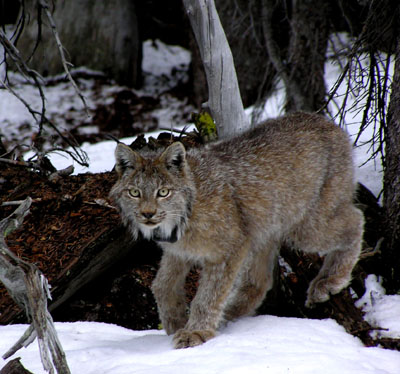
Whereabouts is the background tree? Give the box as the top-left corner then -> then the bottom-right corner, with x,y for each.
383,10 -> 400,293
182,0 -> 249,138
13,0 -> 141,87
262,0 -> 331,113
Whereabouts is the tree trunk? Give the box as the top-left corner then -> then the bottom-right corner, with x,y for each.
182,0 -> 250,138
214,0 -> 275,109
15,0 -> 141,87
285,0 -> 330,112
383,32 -> 400,293
262,0 -> 330,113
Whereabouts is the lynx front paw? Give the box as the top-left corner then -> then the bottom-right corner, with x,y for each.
173,329 -> 216,349
305,276 -> 348,308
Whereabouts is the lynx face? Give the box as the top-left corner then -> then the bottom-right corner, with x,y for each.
109,142 -> 195,243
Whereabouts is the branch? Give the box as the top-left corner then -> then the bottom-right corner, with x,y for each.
182,0 -> 249,139
0,4 -> 89,168
0,157 -> 42,170
0,29 -> 47,132
0,198 -> 71,374
38,0 -> 89,115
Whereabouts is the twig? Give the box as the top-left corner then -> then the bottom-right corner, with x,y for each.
84,199 -> 117,210
0,8 -> 89,169
1,199 -> 42,207
326,0 -> 395,166
38,0 -> 89,116
350,325 -> 389,335
360,237 -> 384,259
0,28 -> 47,135
0,75 -> 41,124
0,157 -> 40,169
159,126 -> 193,135
0,30 -> 46,131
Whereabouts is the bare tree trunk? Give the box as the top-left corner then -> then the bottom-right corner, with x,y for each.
182,0 -> 250,139
262,0 -> 330,113
383,34 -> 400,293
286,0 -> 330,112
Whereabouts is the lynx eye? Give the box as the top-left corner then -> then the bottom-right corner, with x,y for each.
129,188 -> 141,198
157,188 -> 170,198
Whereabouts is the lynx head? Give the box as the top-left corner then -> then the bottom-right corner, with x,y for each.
109,142 -> 195,243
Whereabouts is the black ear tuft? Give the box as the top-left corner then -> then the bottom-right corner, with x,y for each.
159,142 -> 186,171
114,143 -> 143,176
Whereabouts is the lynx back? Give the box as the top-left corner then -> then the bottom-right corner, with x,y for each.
110,112 -> 364,349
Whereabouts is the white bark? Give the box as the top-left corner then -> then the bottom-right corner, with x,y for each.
182,0 -> 250,139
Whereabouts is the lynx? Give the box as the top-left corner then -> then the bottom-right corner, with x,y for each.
109,112 -> 364,349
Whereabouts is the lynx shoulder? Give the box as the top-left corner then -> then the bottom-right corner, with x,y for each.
109,112 -> 364,349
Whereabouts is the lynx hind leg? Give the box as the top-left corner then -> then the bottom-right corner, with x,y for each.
305,205 -> 364,307
223,243 -> 278,322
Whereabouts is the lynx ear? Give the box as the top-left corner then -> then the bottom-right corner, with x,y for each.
159,142 -> 186,172
114,143 -> 143,176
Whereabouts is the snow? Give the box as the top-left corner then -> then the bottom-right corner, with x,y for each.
141,39 -> 191,96
1,315 -> 400,374
356,275 -> 400,340
1,36 -> 400,372
0,39 -> 193,153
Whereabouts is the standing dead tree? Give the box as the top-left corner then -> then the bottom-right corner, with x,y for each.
0,198 -> 71,374
182,0 -> 250,138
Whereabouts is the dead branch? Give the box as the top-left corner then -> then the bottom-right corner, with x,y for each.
37,0 -> 89,115
0,29 -> 46,130
0,198 -> 71,374
0,157 -> 40,169
0,1 -> 89,169
326,0 -> 396,167
1,199 -> 42,207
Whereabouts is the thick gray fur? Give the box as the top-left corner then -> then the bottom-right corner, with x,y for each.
109,112 -> 364,349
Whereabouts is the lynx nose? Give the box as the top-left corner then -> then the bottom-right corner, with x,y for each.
142,211 -> 155,219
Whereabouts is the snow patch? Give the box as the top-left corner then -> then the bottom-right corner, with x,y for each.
356,274 -> 400,339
